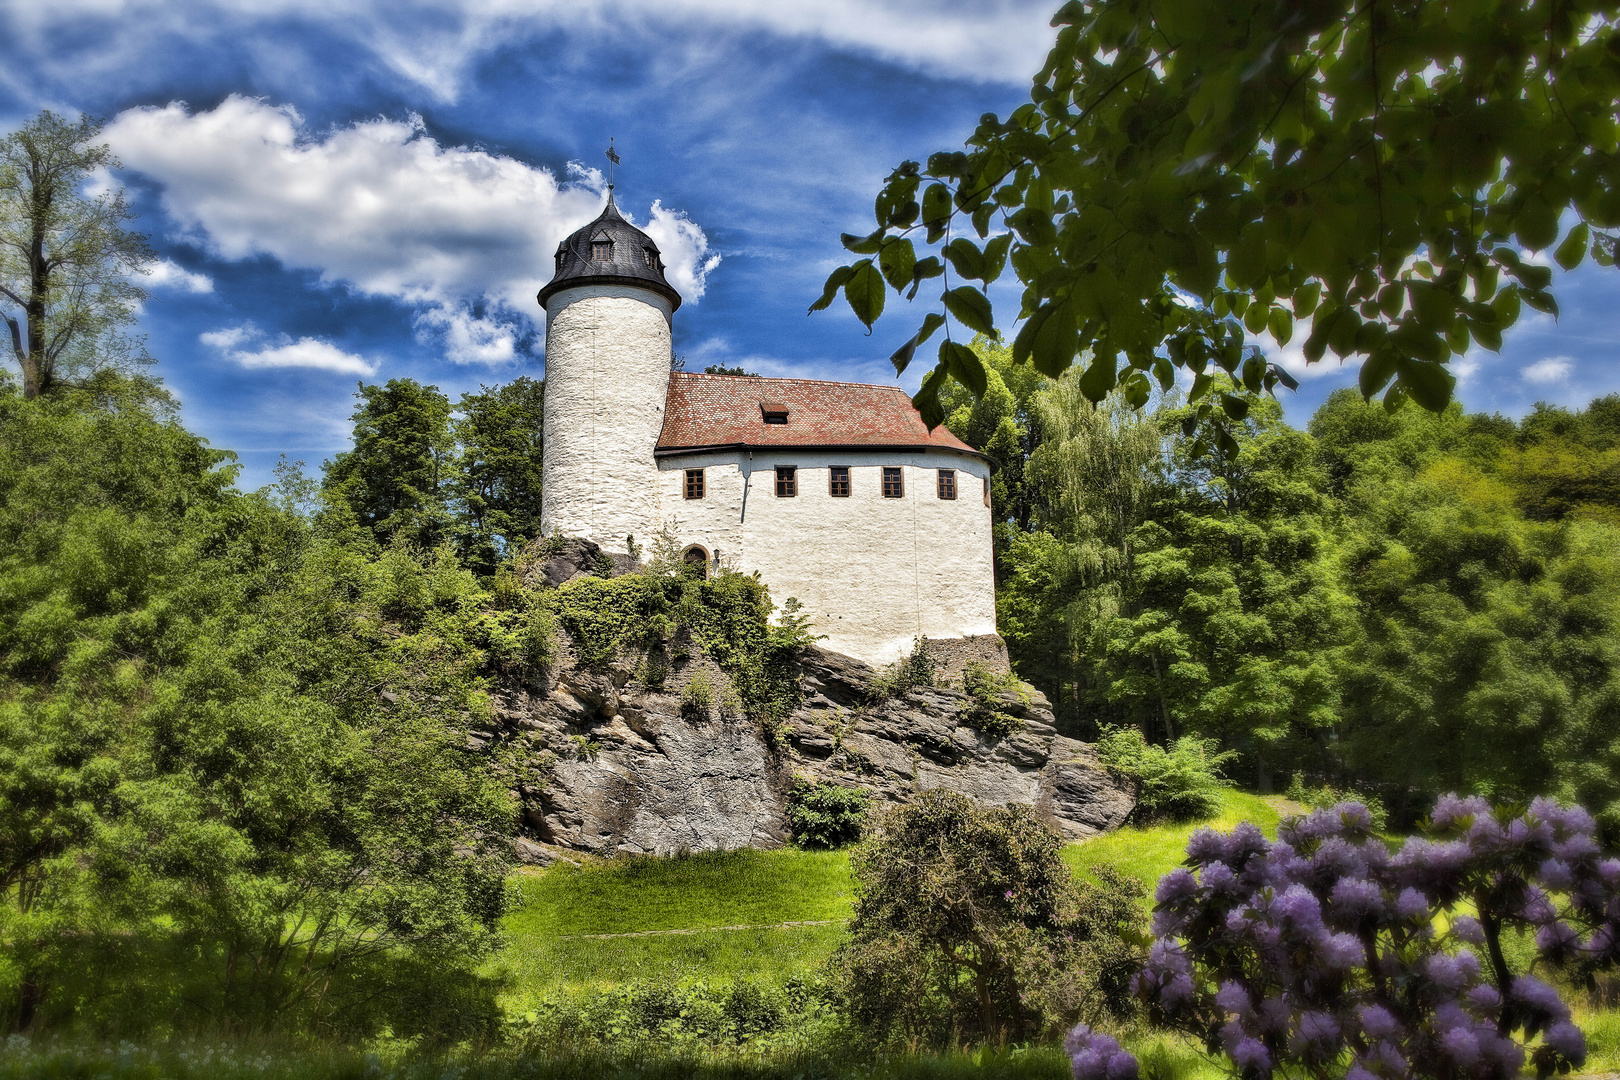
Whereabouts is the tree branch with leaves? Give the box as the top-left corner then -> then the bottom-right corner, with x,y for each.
813,0 -> 1620,454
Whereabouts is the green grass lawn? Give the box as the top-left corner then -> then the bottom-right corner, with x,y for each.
492,791 -> 1619,1079
1062,790 -> 1287,897
493,847 -> 856,1010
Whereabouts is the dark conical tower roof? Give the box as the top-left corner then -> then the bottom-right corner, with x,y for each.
536,192 -> 682,312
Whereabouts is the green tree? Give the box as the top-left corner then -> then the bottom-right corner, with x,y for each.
1313,391 -> 1620,837
0,382 -> 525,1036
1105,391 -> 1351,782
0,112 -> 154,399
452,376 -> 545,575
322,378 -> 454,549
814,0 -> 1620,434
996,376 -> 1163,730
828,789 -> 1141,1047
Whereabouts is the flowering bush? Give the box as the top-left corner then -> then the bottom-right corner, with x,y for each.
1070,795 -> 1620,1080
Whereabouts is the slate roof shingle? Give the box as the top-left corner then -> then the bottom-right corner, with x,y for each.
657,372 -> 983,458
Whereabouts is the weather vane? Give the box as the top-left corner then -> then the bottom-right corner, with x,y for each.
606,138 -> 621,191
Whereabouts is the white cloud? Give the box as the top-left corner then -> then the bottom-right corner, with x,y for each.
199,324 -> 254,349
142,257 -> 214,292
105,95 -> 719,363
201,323 -> 374,374
1,1 -> 1057,101
1522,355 -> 1573,384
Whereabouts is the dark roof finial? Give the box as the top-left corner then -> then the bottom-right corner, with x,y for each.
605,138 -> 620,194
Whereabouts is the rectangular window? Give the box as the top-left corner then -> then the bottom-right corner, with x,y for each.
882,467 -> 904,498
984,476 -> 991,507
828,465 -> 850,498
775,466 -> 797,497
937,469 -> 957,500
684,468 -> 704,500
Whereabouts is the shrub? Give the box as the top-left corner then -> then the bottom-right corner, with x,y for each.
786,778 -> 869,849
868,637 -> 935,700
959,660 -> 1029,738
828,789 -> 1142,1047
1098,795 -> 1620,1080
1096,727 -> 1234,823
1286,773 -> 1389,830
679,670 -> 715,718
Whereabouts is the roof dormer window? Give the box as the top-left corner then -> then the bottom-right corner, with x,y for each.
644,246 -> 660,270
760,401 -> 789,425
591,238 -> 614,262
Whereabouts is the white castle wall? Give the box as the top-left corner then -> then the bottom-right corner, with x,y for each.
541,284 -> 673,552
658,451 -> 997,666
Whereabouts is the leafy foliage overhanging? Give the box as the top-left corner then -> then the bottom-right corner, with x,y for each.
814,0 -> 1620,448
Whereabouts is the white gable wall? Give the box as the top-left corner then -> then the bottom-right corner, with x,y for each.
657,451 -> 997,666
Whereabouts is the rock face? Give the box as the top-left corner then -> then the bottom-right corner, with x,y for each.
495,635 -> 1135,857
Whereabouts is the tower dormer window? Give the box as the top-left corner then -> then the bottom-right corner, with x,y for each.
591,238 -> 614,262
644,247 -> 660,270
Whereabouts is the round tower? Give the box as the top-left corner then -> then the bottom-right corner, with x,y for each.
537,192 -> 682,554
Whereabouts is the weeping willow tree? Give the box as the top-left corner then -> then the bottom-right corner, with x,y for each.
996,375 -> 1165,734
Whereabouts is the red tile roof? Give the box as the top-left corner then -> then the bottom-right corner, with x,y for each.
657,372 -> 984,460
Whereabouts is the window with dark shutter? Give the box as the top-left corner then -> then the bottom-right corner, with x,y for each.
937,469 -> 957,500
882,467 -> 904,498
684,468 -> 704,500
776,466 -> 797,497
829,465 -> 850,497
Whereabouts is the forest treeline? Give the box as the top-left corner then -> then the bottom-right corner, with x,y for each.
6,333 -> 1620,1039
940,339 -> 1620,839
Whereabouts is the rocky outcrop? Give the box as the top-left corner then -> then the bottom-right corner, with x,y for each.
493,635 -> 1135,856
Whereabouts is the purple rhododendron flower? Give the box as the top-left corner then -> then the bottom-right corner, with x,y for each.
1396,887 -> 1430,920
1186,828 -> 1225,866
1067,1025 -> 1137,1080
1358,1004 -> 1398,1040
1511,976 -> 1571,1024
1371,1039 -> 1408,1073
1106,1051 -> 1138,1080
1554,834 -> 1600,862
1543,1020 -> 1587,1064
1296,1010 -> 1341,1051
1224,822 -> 1269,873
1440,1026 -> 1481,1066
1320,933 -> 1363,969
1201,862 -> 1238,894
1536,919 -> 1580,960
1520,885 -> 1557,925
1156,867 -> 1198,906
1216,980 -> 1253,1017
1450,915 -> 1485,945
1538,858 -> 1575,889
1139,795 -> 1618,1080
1330,876 -> 1383,920
1274,884 -> 1325,932
1432,793 -> 1491,829
1229,1036 -> 1271,1077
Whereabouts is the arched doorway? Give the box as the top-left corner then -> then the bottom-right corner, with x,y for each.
683,546 -> 709,580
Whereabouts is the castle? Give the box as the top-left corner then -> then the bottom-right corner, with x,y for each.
536,193 -> 998,666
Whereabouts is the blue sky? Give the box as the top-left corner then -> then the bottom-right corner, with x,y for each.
1,0 -> 1615,489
